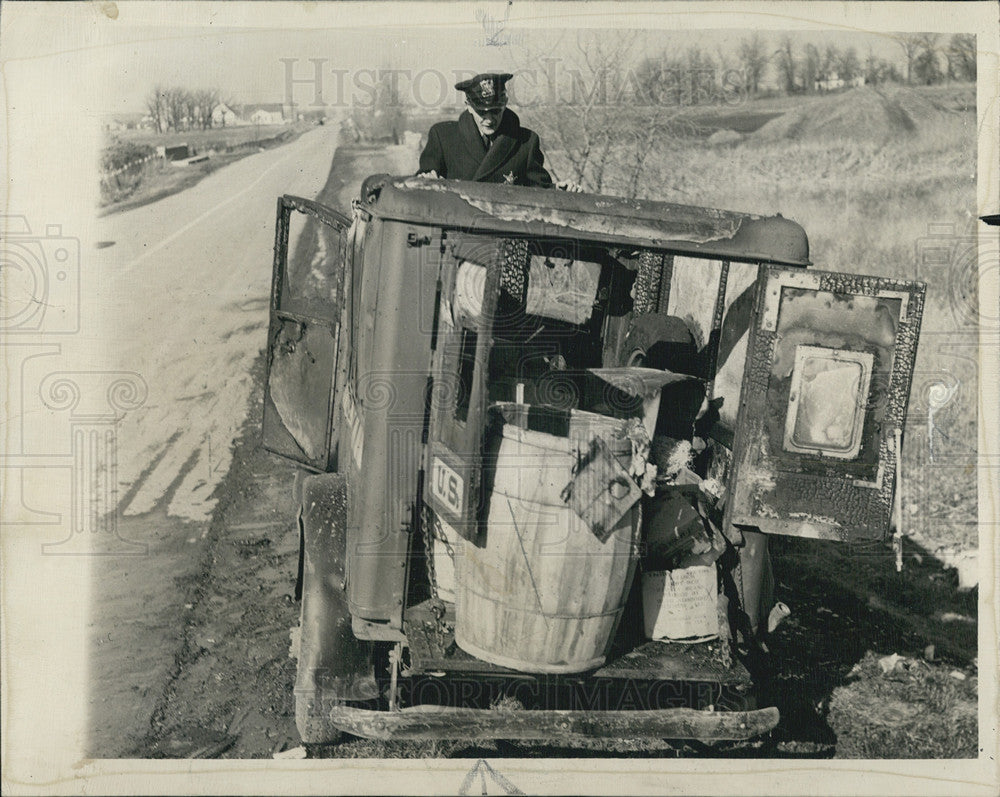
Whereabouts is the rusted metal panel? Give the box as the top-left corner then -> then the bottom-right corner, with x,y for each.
712,261 -> 762,435
262,195 -> 351,471
632,251 -> 668,314
295,472 -> 379,744
726,266 -> 925,542
324,704 -> 779,741
368,177 -> 811,267
665,256 -> 726,353
346,220 -> 439,625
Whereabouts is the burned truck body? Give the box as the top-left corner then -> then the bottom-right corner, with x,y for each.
262,177 -> 924,744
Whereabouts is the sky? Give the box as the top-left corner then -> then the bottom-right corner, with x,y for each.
105,26 -> 917,112
80,20 -> 930,115
1,1 -> 969,120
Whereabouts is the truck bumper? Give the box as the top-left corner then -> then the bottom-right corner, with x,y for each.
323,704 -> 779,742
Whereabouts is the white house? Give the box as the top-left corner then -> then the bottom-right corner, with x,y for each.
211,102 -> 238,127
238,103 -> 289,126
814,72 -> 866,92
249,108 -> 283,125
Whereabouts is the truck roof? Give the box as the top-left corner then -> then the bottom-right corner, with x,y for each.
365,176 -> 811,267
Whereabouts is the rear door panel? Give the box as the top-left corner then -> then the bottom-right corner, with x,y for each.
726,266 -> 925,542
262,195 -> 351,471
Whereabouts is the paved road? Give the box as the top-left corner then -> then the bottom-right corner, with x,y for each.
93,122 -> 341,524
86,122 -> 342,756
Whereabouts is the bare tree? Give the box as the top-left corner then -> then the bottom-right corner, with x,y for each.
864,48 -> 881,86
145,85 -> 167,133
947,34 -> 976,81
837,47 -> 861,82
183,92 -> 198,132
512,30 -> 696,198
738,34 -> 768,95
822,44 -> 840,78
802,43 -> 821,92
194,89 -> 222,129
164,87 -> 189,131
352,67 -> 406,143
773,35 -> 797,93
913,33 -> 942,85
897,34 -> 922,84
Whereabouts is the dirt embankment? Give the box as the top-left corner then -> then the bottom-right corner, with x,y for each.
751,85 -> 973,143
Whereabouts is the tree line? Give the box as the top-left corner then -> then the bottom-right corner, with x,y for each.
145,85 -> 229,133
638,32 -> 976,99
515,30 -> 976,199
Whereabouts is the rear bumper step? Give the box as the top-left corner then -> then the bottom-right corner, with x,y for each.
326,704 -> 779,741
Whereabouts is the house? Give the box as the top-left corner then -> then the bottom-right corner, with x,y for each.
237,103 -> 290,126
102,112 -> 150,132
815,72 -> 845,92
249,108 -> 282,125
814,72 -> 866,92
211,102 -> 238,127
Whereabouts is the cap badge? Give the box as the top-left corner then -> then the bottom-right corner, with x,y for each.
480,78 -> 494,98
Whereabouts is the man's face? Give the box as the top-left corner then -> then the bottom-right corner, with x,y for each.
467,101 -> 506,137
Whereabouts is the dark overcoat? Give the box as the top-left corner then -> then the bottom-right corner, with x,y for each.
418,109 -> 553,188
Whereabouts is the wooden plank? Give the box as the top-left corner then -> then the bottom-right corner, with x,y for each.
326,704 -> 779,741
594,641 -> 748,685
587,366 -> 698,398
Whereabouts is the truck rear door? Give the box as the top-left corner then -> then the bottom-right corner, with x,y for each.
262,195 -> 352,471
726,266 -> 925,542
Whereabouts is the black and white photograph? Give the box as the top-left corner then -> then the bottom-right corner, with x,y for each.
1,1 -> 998,794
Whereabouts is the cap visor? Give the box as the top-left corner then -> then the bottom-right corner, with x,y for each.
470,102 -> 505,112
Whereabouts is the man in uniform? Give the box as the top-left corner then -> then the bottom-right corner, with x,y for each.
418,72 -> 554,188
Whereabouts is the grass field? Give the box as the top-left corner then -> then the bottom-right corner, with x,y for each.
533,84 -> 979,557
110,123 -> 302,151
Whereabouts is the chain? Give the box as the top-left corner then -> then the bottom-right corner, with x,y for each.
421,504 -> 453,653
421,502 -> 440,602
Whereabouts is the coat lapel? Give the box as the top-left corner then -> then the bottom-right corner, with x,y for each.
458,110 -> 487,166
472,110 -> 519,182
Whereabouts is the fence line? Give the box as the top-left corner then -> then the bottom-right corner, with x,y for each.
102,153 -> 158,179
101,129 -> 297,180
